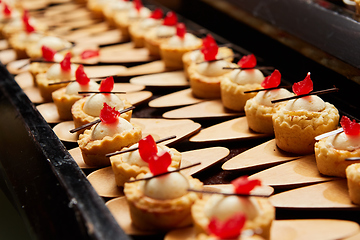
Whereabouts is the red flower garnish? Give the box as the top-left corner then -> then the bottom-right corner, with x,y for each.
99,103 -> 120,124
340,116 -> 360,136
292,72 -> 313,95
237,54 -> 256,68
138,135 -> 158,163
80,49 -> 100,59
134,0 -> 142,12
176,23 -> 186,39
261,69 -> 281,89
3,4 -> 11,16
148,151 -> 172,175
202,34 -> 217,49
231,176 -> 261,195
150,8 -> 163,19
41,45 -> 56,61
24,19 -> 35,33
22,10 -> 30,22
99,76 -> 114,93
60,52 -> 72,72
208,213 -> 246,239
75,65 -> 90,85
201,44 -> 218,61
163,11 -> 177,26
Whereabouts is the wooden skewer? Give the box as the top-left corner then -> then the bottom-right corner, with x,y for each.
271,87 -> 339,104
126,162 -> 201,183
345,157 -> 360,161
69,106 -> 135,133
187,189 -> 269,198
315,128 -> 344,141
77,91 -> 126,94
196,54 -> 240,64
223,66 -> 274,71
48,76 -> 112,86
244,85 -> 292,94
105,135 -> 177,157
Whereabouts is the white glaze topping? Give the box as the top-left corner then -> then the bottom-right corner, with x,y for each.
46,63 -> 77,80
167,33 -> 200,48
128,7 -> 151,19
122,144 -> 172,167
65,80 -> 99,95
83,94 -> 125,117
91,117 -> 133,140
139,17 -> 161,30
284,95 -> 326,112
204,194 -> 261,221
156,25 -> 176,38
254,88 -> 293,107
110,0 -> 133,11
326,132 -> 360,151
230,69 -> 264,85
140,171 -> 189,200
196,60 -> 232,77
15,31 -> 43,44
36,36 -> 72,52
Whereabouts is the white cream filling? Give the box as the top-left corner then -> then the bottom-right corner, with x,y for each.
15,32 -> 43,44
83,94 -> 125,117
167,33 -> 200,48
204,194 -> 261,221
110,0 -> 133,11
36,36 -> 72,52
140,171 -> 189,200
122,145 -> 172,167
254,88 -> 293,107
139,18 -> 160,30
196,60 -> 232,77
156,25 -> 176,38
91,117 -> 133,140
284,95 -> 326,112
128,7 -> 151,19
326,132 -> 360,151
46,64 -> 77,81
65,80 -> 99,95
230,69 -> 264,85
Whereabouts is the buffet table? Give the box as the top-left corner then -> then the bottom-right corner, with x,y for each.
0,0 -> 360,239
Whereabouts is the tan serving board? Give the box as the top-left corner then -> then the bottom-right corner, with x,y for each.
86,147 -> 230,197
165,219 -> 360,240
190,116 -> 271,143
269,179 -> 360,209
163,100 -> 243,119
130,71 -> 189,87
53,118 -> 201,143
149,88 -> 204,108
249,155 -> 337,188
0,49 -> 16,65
7,59 -> 30,75
203,184 -> 274,197
222,139 -> 303,171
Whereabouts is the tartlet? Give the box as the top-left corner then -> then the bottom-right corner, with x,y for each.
110,142 -> 181,187
160,23 -> 202,69
78,116 -> 142,167
315,116 -> 360,177
346,163 -> 360,205
124,172 -> 203,231
103,0 -> 134,28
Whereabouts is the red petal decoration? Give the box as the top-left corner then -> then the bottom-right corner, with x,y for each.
22,10 -> 29,22
340,116 -> 360,136
60,52 -> 72,72
231,176 -> 261,195
208,213 -> 246,239
261,69 -> 281,88
150,8 -> 163,19
80,49 -> 99,59
138,135 -> 158,163
99,103 -> 120,124
292,72 -> 313,95
134,0 -> 142,12
202,34 -> 217,49
3,4 -> 11,16
176,23 -> 186,39
148,151 -> 172,175
201,44 -> 218,61
237,54 -> 256,68
75,65 -> 90,85
41,45 -> 56,61
99,76 -> 114,93
163,11 -> 177,26
24,20 -> 35,33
